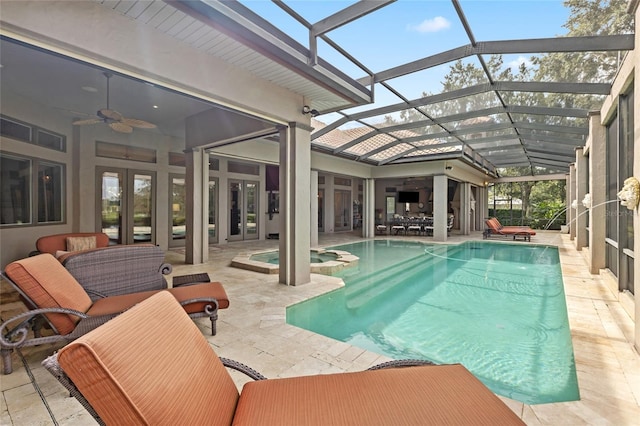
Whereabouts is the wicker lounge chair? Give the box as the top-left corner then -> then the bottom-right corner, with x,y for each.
484,217 -> 536,242
0,254 -> 228,374
43,292 -> 525,426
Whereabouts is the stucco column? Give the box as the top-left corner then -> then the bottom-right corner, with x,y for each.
310,170 -> 318,247
460,182 -> 471,235
588,112 -> 606,273
569,164 -> 576,240
185,147 -> 209,265
433,174 -> 448,242
279,123 -> 311,286
363,178 -> 375,238
575,148 -> 587,250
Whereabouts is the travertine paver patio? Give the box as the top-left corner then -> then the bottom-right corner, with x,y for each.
1,231 -> 639,425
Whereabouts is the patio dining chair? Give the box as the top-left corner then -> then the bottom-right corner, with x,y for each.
43,292 -> 525,426
1,253 -> 228,374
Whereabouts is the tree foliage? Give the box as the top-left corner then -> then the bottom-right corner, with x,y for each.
383,0 -> 629,224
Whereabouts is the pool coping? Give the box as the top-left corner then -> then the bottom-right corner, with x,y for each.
230,248 -> 359,275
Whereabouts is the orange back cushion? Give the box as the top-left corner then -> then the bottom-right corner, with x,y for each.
4,254 -> 93,334
36,233 -> 109,255
57,292 -> 240,426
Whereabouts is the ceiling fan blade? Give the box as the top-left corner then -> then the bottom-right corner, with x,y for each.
109,122 -> 133,134
98,108 -> 123,121
73,118 -> 102,125
121,118 -> 157,129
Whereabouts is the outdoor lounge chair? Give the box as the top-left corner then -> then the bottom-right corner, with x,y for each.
42,292 -> 525,426
0,253 -> 228,374
484,217 -> 536,242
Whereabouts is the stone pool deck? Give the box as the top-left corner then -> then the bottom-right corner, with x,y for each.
1,231 -> 639,425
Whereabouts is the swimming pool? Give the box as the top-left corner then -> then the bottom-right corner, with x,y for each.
287,240 -> 579,405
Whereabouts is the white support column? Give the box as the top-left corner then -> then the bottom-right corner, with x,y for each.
185,147 -> 209,264
461,182 -> 471,235
588,112 -> 606,273
569,164 -> 576,240
433,174 -> 448,242
310,170 -> 318,247
363,178 -> 375,238
575,148 -> 588,250
279,123 -> 311,286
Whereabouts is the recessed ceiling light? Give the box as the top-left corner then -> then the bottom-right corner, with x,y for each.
153,105 -> 159,109
81,86 -> 98,92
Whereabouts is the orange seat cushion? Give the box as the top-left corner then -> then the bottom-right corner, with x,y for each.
233,364 -> 524,426
4,254 -> 92,334
58,292 -> 239,426
86,282 -> 229,317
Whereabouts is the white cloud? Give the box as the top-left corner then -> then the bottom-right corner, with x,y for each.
408,16 -> 451,33
508,56 -> 532,71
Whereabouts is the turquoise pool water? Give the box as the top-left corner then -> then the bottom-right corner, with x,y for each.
250,251 -> 337,265
287,240 -> 579,405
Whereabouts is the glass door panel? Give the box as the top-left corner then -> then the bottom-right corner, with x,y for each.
170,176 -> 186,246
101,171 -> 123,244
228,180 -> 242,241
334,189 -> 351,231
245,182 -> 258,239
209,178 -> 218,244
132,173 -> 153,243
318,189 -> 324,232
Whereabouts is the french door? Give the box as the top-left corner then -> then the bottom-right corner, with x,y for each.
228,180 -> 258,241
97,167 -> 155,245
170,175 -> 218,247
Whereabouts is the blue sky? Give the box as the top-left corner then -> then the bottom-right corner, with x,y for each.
241,1 -> 571,116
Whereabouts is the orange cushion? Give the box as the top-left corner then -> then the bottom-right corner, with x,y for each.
4,254 -> 92,335
58,292 -> 239,426
233,364 -> 524,426
86,282 -> 229,317
36,233 -> 109,255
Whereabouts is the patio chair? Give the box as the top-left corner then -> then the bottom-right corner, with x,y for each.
0,253 -> 228,374
484,217 -> 536,242
42,292 -> 525,426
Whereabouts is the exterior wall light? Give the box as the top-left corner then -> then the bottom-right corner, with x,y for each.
571,199 -> 578,210
582,193 -> 591,209
302,105 -> 320,117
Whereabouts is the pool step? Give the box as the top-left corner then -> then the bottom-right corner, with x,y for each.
345,245 -> 462,310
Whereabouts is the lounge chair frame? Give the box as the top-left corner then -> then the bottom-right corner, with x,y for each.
0,271 -> 220,374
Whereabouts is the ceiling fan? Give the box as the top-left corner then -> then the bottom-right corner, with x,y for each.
73,72 -> 156,134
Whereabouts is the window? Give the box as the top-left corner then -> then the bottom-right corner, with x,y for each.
0,153 -> 64,226
96,141 -> 156,163
1,115 -> 66,151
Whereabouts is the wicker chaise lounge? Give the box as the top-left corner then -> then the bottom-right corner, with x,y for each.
0,253 -> 228,374
43,292 -> 525,426
484,217 -> 536,242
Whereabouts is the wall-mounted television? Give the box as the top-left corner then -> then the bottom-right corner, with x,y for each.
398,191 -> 420,203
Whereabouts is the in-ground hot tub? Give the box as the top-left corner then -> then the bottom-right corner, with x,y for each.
231,248 -> 358,275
